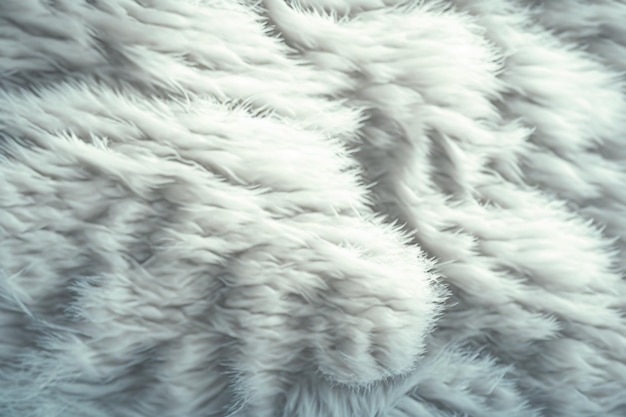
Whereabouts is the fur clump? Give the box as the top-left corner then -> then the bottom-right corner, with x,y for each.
0,1 -> 625,416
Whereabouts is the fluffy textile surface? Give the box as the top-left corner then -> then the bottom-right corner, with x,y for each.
1,0 -> 626,416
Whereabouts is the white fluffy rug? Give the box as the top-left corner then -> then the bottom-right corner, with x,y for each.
1,1 -> 626,416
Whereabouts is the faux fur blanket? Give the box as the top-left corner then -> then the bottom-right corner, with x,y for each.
1,1 -> 626,416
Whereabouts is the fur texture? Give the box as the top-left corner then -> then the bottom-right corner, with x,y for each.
1,0 -> 625,416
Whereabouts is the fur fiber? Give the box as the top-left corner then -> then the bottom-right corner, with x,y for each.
1,0 -> 626,416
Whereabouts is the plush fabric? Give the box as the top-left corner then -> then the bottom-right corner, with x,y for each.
1,1 -> 625,416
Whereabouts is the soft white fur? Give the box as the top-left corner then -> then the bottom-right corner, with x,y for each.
0,0 -> 625,416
